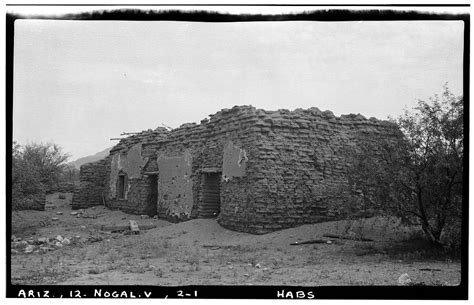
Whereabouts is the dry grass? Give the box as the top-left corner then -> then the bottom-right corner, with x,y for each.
10,193 -> 462,286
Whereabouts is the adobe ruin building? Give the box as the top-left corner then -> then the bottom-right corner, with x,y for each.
72,105 -> 402,234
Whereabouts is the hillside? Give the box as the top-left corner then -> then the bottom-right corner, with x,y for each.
70,147 -> 112,169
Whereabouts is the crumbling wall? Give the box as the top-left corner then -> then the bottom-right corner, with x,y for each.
102,128 -> 169,215
106,144 -> 149,211
75,106 -> 401,234
72,159 -> 107,209
151,106 -> 261,222
16,193 -> 46,211
222,140 -> 247,179
217,107 -> 402,234
156,151 -> 193,221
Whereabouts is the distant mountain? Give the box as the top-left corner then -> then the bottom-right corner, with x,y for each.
70,147 -> 112,169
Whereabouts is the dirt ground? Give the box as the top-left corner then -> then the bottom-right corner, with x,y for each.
10,192 -> 461,286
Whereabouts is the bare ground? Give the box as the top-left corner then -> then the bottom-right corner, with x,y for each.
10,193 -> 461,286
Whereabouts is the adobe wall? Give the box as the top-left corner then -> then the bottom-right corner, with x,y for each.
217,107 -> 402,233
100,107 -> 260,220
103,128 -> 170,215
71,159 -> 107,209
74,105 -> 402,234
152,106 -> 260,222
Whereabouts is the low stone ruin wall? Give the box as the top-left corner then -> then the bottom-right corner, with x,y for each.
72,159 -> 108,210
16,193 -> 46,211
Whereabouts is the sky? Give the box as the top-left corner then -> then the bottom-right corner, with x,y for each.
12,10 -> 465,160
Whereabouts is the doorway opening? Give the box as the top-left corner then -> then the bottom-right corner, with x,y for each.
145,174 -> 158,216
117,174 -> 127,199
198,172 -> 221,218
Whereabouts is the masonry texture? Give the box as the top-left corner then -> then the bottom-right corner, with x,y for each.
17,193 -> 46,211
72,106 -> 402,234
72,159 -> 107,210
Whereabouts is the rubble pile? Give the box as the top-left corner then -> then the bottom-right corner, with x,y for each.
11,234 -> 78,254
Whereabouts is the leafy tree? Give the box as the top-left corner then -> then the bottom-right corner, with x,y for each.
348,85 -> 463,246
12,142 -> 44,209
59,163 -> 80,183
11,142 -> 70,209
21,142 -> 70,190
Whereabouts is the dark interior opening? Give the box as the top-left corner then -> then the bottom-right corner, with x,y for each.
145,174 -> 158,216
198,172 -> 221,218
117,175 -> 126,199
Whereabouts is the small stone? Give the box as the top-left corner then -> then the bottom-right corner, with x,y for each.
244,273 -> 250,277
121,217 -> 127,220
70,211 -> 78,216
11,249 -> 19,254
80,226 -> 86,230
11,235 -> 16,242
228,266 -> 233,269
52,217 -> 59,221
398,273 -> 412,286
37,237 -> 48,244
56,235 -> 63,242
56,211 -> 63,215
255,263 -> 261,268
55,241 -> 63,247
24,245 -> 35,253
61,238 -> 70,245
40,247 -> 54,252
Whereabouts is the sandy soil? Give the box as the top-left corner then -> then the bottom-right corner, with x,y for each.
10,193 -> 461,286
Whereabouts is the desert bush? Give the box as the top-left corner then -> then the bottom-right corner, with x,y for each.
347,84 -> 463,248
12,141 -> 70,209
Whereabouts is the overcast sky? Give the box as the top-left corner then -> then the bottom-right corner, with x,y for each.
13,17 -> 464,160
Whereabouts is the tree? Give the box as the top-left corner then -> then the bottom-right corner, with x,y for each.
11,142 -> 70,209
21,142 -> 70,190
59,163 -> 80,183
12,142 -> 44,209
348,85 -> 463,246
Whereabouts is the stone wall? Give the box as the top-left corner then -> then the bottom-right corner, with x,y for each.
71,159 -> 108,209
157,151 -> 194,221
16,193 -> 46,211
152,106 -> 260,222
76,105 -> 402,234
217,107 -> 402,233
103,128 -> 170,215
219,108 -> 401,233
